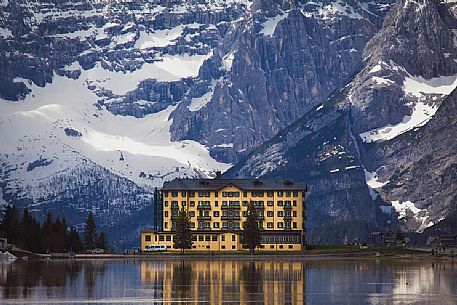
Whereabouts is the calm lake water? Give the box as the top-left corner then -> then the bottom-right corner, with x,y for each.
0,258 -> 456,304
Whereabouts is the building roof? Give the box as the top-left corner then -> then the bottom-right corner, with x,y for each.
162,178 -> 307,191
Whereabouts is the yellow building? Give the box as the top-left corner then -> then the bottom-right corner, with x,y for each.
141,176 -> 307,251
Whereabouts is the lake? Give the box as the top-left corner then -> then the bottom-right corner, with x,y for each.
1,258 -> 456,304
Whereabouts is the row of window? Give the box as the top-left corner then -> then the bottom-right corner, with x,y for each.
145,234 -> 300,244
164,200 -> 300,207
165,191 -> 301,198
163,221 -> 299,230
165,210 -> 297,218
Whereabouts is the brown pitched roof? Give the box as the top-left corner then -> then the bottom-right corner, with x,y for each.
162,178 -> 307,191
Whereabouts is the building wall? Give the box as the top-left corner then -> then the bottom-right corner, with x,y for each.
141,183 -> 306,252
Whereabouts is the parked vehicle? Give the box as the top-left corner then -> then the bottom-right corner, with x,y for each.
90,248 -> 105,254
144,244 -> 167,253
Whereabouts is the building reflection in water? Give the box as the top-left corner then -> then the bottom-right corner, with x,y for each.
141,259 -> 306,304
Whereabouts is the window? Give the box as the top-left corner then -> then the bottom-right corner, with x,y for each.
242,211 -> 247,217
267,211 -> 273,217
270,245 -> 274,249
293,191 -> 298,197
164,222 -> 168,229
267,191 -> 274,197
232,235 -> 236,241
166,235 -> 171,241
221,245 -> 226,249
205,235 -> 211,241
293,211 -> 297,217
293,200 -> 297,206
198,191 -> 204,197
279,245 -> 283,249
286,222 -> 291,229
189,191 -> 195,197
215,201 -> 218,207
222,235 -> 225,241
182,201 -> 186,207
267,201 -> 274,206
164,211 -> 168,217
181,191 -> 186,197
212,235 -> 218,241
243,191 -> 248,197
277,222 -> 284,228
191,222 -> 195,228
190,201 -> 195,207
159,235 -> 164,241
214,222 -> 219,228
198,235 -> 204,241
163,191 -> 169,197
205,192 -> 211,197
277,191 -> 283,197
232,245 -> 236,249
277,201 -> 283,206
172,191 -> 178,197
277,211 -> 284,217
190,211 -> 195,217
293,222 -> 297,229
215,191 -> 218,197
242,201 -> 248,206
267,222 -> 273,228
192,236 -> 197,241
286,191 -> 291,197
145,235 -> 151,242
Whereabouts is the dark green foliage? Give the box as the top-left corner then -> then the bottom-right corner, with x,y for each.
308,220 -> 378,245
1,205 -> 21,246
173,207 -> 193,253
242,202 -> 261,255
84,212 -> 97,250
1,205 -> 84,253
68,227 -> 84,252
96,232 -> 107,249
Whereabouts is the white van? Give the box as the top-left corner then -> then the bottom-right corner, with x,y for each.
144,244 -> 167,253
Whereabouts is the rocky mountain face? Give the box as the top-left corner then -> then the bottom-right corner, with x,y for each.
227,0 -> 457,242
2,0 -> 456,247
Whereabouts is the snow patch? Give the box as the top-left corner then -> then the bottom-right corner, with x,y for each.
391,200 -> 431,232
86,52 -> 212,95
260,12 -> 289,37
188,80 -> 216,112
403,74 -> 457,98
359,102 -> 438,143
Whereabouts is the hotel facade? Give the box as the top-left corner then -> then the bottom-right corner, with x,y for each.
141,176 -> 307,251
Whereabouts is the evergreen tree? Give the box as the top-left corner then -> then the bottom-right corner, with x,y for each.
95,232 -> 108,249
173,207 -> 193,253
2,205 -> 21,246
242,202 -> 261,255
68,228 -> 83,252
84,212 -> 97,250
41,211 -> 54,253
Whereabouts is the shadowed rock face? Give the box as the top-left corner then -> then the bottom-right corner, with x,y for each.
169,0 -> 394,163
226,0 -> 457,235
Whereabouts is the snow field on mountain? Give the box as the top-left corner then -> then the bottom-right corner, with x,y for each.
0,64 -> 230,193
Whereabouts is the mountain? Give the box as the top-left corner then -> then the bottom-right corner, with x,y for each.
2,0 -> 456,247
226,0 -> 457,243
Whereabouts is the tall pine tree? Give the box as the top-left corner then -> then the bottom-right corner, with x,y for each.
84,212 -> 97,250
242,202 -> 261,255
173,207 -> 192,253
